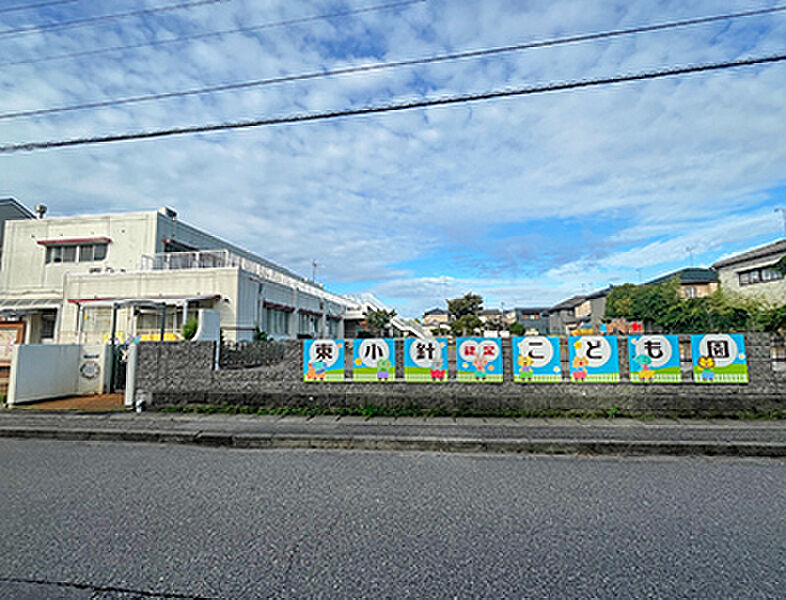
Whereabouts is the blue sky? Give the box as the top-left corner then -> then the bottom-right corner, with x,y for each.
1,0 -> 785,316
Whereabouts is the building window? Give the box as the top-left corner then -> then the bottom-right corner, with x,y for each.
40,310 -> 57,339
298,313 -> 320,337
738,264 -> 783,286
45,243 -> 108,264
327,319 -> 339,337
266,308 -> 289,336
684,286 -> 697,299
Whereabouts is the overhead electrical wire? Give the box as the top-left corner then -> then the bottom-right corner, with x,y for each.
2,53 -> 784,154
1,3 -> 783,121
0,0 -> 230,39
0,0 -> 78,15
0,0 -> 426,64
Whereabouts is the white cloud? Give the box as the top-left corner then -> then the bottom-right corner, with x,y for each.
1,0 -> 785,316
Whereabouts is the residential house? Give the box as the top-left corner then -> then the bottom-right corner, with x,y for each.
548,295 -> 586,335
645,267 -> 718,298
510,307 -> 550,335
712,239 -> 786,304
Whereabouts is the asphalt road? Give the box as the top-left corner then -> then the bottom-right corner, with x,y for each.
0,440 -> 784,599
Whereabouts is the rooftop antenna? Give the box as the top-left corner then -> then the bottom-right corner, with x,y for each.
775,208 -> 786,237
686,245 -> 696,267
34,204 -> 47,219
311,259 -> 318,282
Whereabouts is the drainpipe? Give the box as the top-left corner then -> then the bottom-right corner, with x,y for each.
159,303 -> 167,342
109,303 -> 118,393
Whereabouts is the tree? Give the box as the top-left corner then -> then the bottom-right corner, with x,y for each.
447,293 -> 483,320
447,292 -> 483,336
182,317 -> 199,340
450,314 -> 483,336
508,322 -> 526,336
366,308 -> 396,336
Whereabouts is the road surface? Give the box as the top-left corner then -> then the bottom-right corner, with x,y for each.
1,439 -> 784,598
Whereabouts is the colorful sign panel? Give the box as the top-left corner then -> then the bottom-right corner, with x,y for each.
352,338 -> 396,382
569,335 -> 620,383
512,336 -> 561,382
303,339 -> 345,382
456,337 -> 502,382
404,338 -> 448,382
628,334 -> 682,383
691,334 -> 748,384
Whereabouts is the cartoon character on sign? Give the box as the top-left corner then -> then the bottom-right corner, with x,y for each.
571,355 -> 588,381
697,356 -> 715,381
472,353 -> 488,380
430,355 -> 446,381
633,354 -> 654,382
518,354 -> 534,382
376,358 -> 392,381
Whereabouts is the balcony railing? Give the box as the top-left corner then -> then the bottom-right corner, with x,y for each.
139,250 -> 350,307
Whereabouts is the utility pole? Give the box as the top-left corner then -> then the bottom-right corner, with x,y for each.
311,260 -> 318,282
686,245 -> 695,267
775,208 -> 786,237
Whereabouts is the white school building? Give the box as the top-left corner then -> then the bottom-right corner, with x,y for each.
0,207 -> 353,344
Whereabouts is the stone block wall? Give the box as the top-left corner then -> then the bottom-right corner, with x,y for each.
134,334 -> 786,416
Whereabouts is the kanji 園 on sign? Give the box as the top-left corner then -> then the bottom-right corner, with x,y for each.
511,336 -> 562,382
569,336 -> 620,383
303,339 -> 345,382
691,334 -> 748,383
352,338 -> 396,382
404,338 -> 448,382
628,334 -> 682,383
456,337 -> 502,383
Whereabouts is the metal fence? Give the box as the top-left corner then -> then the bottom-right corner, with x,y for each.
219,341 -> 287,370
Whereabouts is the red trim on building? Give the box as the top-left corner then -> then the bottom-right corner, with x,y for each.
326,314 -> 343,321
263,300 -> 295,312
37,237 -> 111,246
68,297 -> 114,304
298,308 -> 323,318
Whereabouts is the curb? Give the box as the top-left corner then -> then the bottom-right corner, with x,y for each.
1,427 -> 785,457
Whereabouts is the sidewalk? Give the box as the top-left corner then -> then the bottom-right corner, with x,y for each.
1,410 -> 785,457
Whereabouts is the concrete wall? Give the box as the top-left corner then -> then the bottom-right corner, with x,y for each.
133,334 -> 786,416
8,343 -> 110,404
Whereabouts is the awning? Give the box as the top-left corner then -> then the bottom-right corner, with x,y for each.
70,294 -> 221,309
0,298 -> 61,315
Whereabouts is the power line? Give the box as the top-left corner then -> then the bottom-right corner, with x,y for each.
2,52 -> 784,154
1,3 -> 783,121
0,0 -> 78,15
0,0 -> 230,39
0,0 -> 426,64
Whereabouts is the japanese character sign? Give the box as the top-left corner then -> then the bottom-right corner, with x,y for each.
456,337 -> 502,383
511,336 -> 562,383
353,338 -> 396,382
628,334 -> 682,383
404,337 -> 448,382
691,334 -> 748,384
303,339 -> 344,382
568,335 -> 620,383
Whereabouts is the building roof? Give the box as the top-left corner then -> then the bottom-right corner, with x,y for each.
550,295 -> 586,312
515,306 -> 549,314
585,286 -> 614,300
712,239 -> 786,269
646,267 -> 718,286
423,307 -> 448,316
480,309 -> 501,316
0,198 -> 34,221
